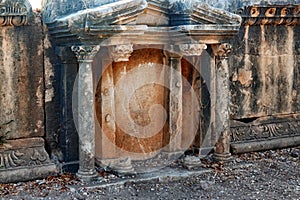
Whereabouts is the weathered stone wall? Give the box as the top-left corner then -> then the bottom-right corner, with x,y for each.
44,43 -> 79,171
228,4 -> 300,152
0,11 -> 57,182
230,25 -> 299,119
0,16 -> 44,140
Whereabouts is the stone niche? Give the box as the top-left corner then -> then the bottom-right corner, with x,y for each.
45,0 -> 241,180
0,0 -> 57,183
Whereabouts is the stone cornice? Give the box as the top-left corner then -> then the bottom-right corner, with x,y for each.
45,0 -> 241,46
0,0 -> 32,26
238,5 -> 300,26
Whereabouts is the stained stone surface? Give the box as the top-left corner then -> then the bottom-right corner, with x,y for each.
230,25 -> 300,119
42,0 -> 300,22
0,14 -> 44,140
0,5 -> 57,182
228,4 -> 300,152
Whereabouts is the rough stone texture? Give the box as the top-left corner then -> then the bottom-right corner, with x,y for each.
230,25 -> 299,118
229,4 -> 300,152
54,47 -> 79,171
71,45 -> 100,181
0,7 -> 57,182
0,14 -> 44,140
0,138 -> 58,183
43,32 -> 64,164
43,0 -> 300,177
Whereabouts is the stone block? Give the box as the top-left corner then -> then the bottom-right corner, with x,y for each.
0,138 -> 58,183
0,15 -> 44,140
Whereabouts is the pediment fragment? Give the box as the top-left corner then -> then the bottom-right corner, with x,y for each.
46,0 -> 241,45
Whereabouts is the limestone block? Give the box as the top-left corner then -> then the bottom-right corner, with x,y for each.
0,14 -> 44,140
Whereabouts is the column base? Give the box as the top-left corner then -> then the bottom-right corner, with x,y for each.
76,169 -> 98,182
183,155 -> 202,170
213,152 -> 232,161
109,158 -> 135,174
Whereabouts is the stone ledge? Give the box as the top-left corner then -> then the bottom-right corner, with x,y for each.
231,135 -> 300,154
0,164 -> 58,183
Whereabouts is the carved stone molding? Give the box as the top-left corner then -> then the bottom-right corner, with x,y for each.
0,137 -> 57,182
212,43 -> 232,59
179,44 -> 207,56
231,119 -> 300,143
45,1 -> 241,45
0,138 -> 52,169
0,147 -> 51,169
71,45 -> 100,62
238,5 -> 300,26
110,44 -> 133,62
0,0 -> 32,26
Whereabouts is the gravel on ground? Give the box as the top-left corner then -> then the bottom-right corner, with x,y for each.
0,147 -> 299,200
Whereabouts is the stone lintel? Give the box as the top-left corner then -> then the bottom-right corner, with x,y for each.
45,0 -> 241,45
230,113 -> 300,147
231,136 -> 300,154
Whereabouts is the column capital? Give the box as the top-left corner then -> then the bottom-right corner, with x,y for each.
71,45 -> 100,62
109,44 -> 133,62
212,43 -> 232,59
179,44 -> 207,56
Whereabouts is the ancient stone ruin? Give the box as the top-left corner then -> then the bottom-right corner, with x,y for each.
0,0 -> 299,182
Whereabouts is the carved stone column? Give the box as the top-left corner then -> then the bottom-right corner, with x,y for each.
179,43 -> 207,148
211,43 -> 232,161
164,47 -> 183,154
178,44 -> 208,167
71,45 -> 100,181
104,44 -> 135,174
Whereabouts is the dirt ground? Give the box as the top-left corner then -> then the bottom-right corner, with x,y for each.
0,147 -> 299,200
